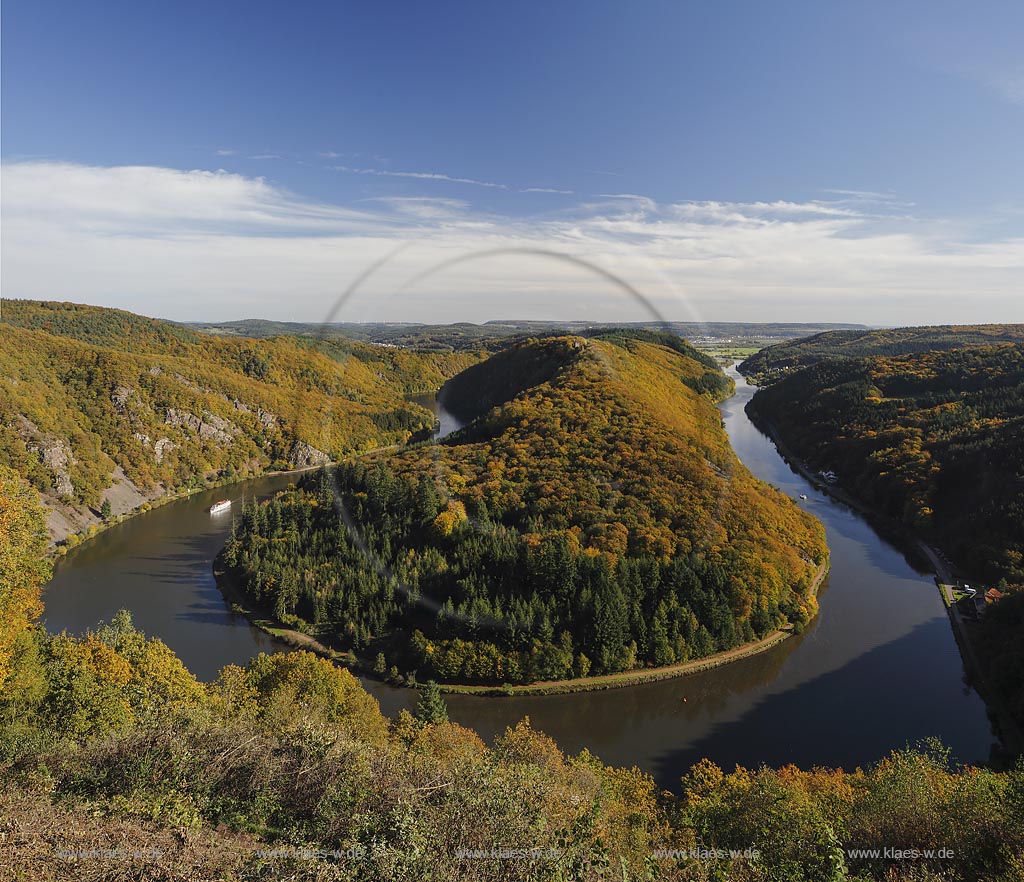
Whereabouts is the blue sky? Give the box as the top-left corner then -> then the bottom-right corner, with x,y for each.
2,1 -> 1022,323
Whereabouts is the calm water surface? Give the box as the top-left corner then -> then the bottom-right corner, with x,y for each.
43,372 -> 997,785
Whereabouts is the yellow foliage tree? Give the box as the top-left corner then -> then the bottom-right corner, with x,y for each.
246,650 -> 388,743
431,500 -> 468,538
0,466 -> 50,689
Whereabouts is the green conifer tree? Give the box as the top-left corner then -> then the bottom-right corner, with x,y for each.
414,679 -> 448,724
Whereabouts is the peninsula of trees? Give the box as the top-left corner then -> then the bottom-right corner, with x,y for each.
226,331 -> 827,685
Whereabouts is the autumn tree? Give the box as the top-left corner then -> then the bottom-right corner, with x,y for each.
0,466 -> 50,689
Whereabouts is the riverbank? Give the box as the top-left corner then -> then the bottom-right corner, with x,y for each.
214,558 -> 354,662
47,462 -> 330,560
746,405 -> 1024,757
215,552 -> 829,697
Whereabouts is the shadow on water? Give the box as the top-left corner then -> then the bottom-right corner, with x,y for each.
652,618 -> 1001,782
42,475 -> 301,680
441,626 -> 811,749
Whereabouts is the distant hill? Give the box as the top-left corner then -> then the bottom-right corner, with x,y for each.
186,317 -> 869,352
0,300 -> 479,542
740,324 -> 1024,385
440,327 -> 732,422
3,298 -> 210,351
226,332 -> 827,685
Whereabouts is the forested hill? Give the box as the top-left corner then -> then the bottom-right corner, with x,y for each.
436,335 -> 584,422
2,298 -> 208,353
746,343 -> 1024,587
740,324 -> 1024,385
227,333 -> 827,685
1,299 -> 481,393
0,300 -> 480,542
439,328 -> 732,424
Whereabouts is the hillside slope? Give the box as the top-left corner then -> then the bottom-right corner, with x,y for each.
744,339 -> 1024,731
741,324 -> 1024,385
745,343 -> 1024,587
0,301 -> 479,542
227,332 -> 827,684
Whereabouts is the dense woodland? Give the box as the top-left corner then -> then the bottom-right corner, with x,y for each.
742,324 -> 1024,385
2,465 -> 1023,881
983,590 -> 1024,738
226,333 -> 826,685
745,342 -> 1024,587
0,300 -> 479,532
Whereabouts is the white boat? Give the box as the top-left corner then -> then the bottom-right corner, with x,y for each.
799,494 -> 808,500
209,499 -> 232,514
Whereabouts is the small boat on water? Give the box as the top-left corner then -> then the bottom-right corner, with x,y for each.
799,494 -> 808,500
209,499 -> 232,514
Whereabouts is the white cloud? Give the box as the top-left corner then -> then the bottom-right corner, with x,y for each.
822,188 -> 898,201
596,192 -> 653,201
593,193 -> 659,213
214,148 -> 237,156
2,161 -> 1022,325
521,187 -> 574,195
0,162 -> 403,236
364,196 -> 472,220
332,165 -> 508,189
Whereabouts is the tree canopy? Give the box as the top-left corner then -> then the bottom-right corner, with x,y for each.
741,323 -> 1024,386
0,465 -> 50,688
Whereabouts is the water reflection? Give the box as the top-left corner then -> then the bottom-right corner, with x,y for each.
407,391 -> 465,440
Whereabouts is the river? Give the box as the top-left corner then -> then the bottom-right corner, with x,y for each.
42,368 -> 998,786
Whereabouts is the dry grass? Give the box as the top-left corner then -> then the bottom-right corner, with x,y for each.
1,786 -> 354,882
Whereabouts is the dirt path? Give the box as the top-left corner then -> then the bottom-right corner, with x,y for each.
214,561 -> 344,659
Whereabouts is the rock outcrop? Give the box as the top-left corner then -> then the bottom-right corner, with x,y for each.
39,441 -> 75,497
110,385 -> 134,413
164,408 -> 239,445
154,438 -> 174,464
289,441 -> 330,468
16,416 -> 76,498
